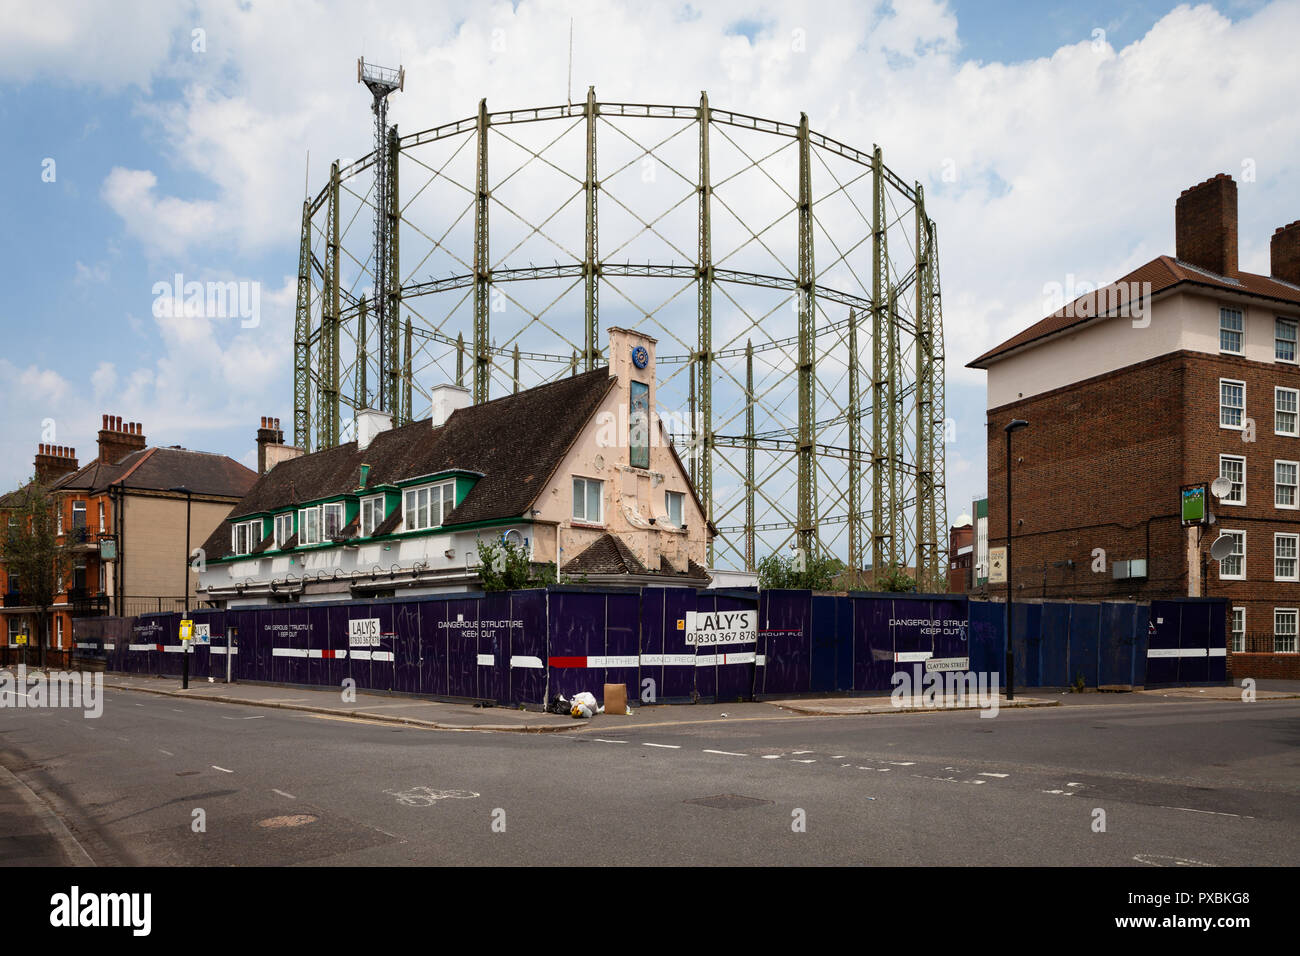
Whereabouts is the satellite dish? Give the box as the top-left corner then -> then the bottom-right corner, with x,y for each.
1209,534 -> 1236,562
1210,477 -> 1233,499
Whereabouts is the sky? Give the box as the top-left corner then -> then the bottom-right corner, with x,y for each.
0,0 -> 1296,560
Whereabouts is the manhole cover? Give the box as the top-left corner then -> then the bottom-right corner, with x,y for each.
257,814 -> 318,829
684,794 -> 774,810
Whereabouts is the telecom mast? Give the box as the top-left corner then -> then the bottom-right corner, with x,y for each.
357,57 -> 404,412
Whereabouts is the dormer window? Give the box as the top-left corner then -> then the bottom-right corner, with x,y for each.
298,507 -> 322,545
361,495 -> 385,536
274,513 -> 294,548
231,519 -> 263,556
403,480 -> 455,532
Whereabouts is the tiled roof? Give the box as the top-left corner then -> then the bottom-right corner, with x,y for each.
201,368 -> 617,558
969,255 -> 1300,368
562,532 -> 711,582
56,446 -> 256,498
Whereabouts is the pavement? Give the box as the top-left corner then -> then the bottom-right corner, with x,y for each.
90,672 -> 1065,730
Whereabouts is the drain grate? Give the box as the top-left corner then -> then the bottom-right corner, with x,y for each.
684,793 -> 774,810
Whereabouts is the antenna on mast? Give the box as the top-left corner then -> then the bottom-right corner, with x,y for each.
567,19 -> 573,106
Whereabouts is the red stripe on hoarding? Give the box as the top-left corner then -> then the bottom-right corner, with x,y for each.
321,649 -> 336,659
548,656 -> 587,668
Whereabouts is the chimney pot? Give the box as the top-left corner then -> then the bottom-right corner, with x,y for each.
102,414 -> 108,429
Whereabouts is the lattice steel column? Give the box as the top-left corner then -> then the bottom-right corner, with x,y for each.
928,219 -> 949,585
914,185 -> 936,590
293,200 -> 312,452
386,124 -> 402,420
871,147 -> 888,571
318,161 -> 341,449
473,98 -> 491,404
848,307 -> 862,582
402,317 -> 412,422
584,86 -> 600,370
887,283 -> 900,569
697,91 -> 714,564
357,295 -> 368,408
796,112 -> 817,556
745,339 -> 755,571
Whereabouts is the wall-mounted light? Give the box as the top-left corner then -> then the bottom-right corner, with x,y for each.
444,548 -> 455,559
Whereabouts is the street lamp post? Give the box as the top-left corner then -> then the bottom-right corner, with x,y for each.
170,486 -> 193,690
1004,420 -> 1029,702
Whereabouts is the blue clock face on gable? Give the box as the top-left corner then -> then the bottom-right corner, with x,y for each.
632,345 -> 649,369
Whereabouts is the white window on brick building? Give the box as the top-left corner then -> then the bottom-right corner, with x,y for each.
1219,455 -> 1246,505
1278,317 -> 1298,363
1219,379 -> 1245,429
1276,533 -> 1299,581
1277,386 -> 1299,437
1276,608 -> 1298,654
1219,530 -> 1245,580
1231,607 -> 1245,653
1277,460 -> 1299,509
1220,307 -> 1244,354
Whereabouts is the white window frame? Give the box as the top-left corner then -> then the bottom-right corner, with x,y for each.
403,480 -> 455,532
1277,459 -> 1299,509
1218,454 -> 1246,506
298,506 -> 322,546
360,495 -> 385,537
1218,378 -> 1246,430
572,476 -> 604,525
98,501 -> 105,533
1275,533 -> 1299,582
1275,608 -> 1298,654
1276,386 -> 1299,437
56,615 -> 63,647
231,518 -> 263,556
1277,316 -> 1298,363
1218,529 -> 1246,580
665,490 -> 684,527
1231,607 -> 1245,653
322,501 -> 346,539
1219,307 -> 1244,355
56,507 -> 63,535
273,513 -> 294,548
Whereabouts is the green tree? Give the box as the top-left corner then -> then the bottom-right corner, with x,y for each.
0,478 -> 70,667
871,563 -> 917,593
756,550 -> 845,590
474,536 -> 558,591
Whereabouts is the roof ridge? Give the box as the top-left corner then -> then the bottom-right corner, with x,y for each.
113,446 -> 157,486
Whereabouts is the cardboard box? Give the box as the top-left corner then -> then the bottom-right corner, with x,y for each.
603,682 -> 627,715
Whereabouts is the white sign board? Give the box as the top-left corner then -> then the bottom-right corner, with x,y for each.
925,656 -> 970,672
193,623 -> 211,645
988,546 -> 1007,585
684,609 -> 757,647
348,618 -> 381,647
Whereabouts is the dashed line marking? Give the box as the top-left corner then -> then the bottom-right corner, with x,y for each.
792,750 -> 813,755
979,772 -> 1009,778
212,765 -> 234,773
592,738 -> 628,744
158,749 -> 174,756
703,749 -> 747,757
760,755 -> 781,760
830,755 -> 845,759
272,789 -> 296,800
792,759 -> 816,764
887,761 -> 915,766
642,743 -> 680,749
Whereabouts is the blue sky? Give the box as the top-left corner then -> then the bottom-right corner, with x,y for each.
1,0 -> 1295,566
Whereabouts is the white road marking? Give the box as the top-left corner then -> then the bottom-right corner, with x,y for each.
158,749 -> 174,756
792,759 -> 816,764
887,761 -> 915,766
1159,806 -> 1252,819
221,715 -> 265,720
642,743 -> 680,749
792,750 -> 813,755
703,749 -> 747,757
979,772 -> 1009,778
830,755 -> 845,759
1042,789 -> 1075,795
592,738 -> 628,744
1067,782 -> 1083,788
212,765 -> 234,773
272,789 -> 296,800
760,754 -> 781,760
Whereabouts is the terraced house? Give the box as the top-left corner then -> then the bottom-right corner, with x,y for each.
0,416 -> 255,653
197,328 -> 713,605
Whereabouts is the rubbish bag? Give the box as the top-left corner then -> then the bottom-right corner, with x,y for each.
570,691 -> 598,718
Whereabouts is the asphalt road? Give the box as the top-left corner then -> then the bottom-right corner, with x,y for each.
2,689 -> 1297,866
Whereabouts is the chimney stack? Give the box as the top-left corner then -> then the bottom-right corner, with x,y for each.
1175,173 -> 1238,277
1271,220 -> 1300,286
256,415 -> 302,474
34,444 -> 78,484
97,414 -> 147,465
